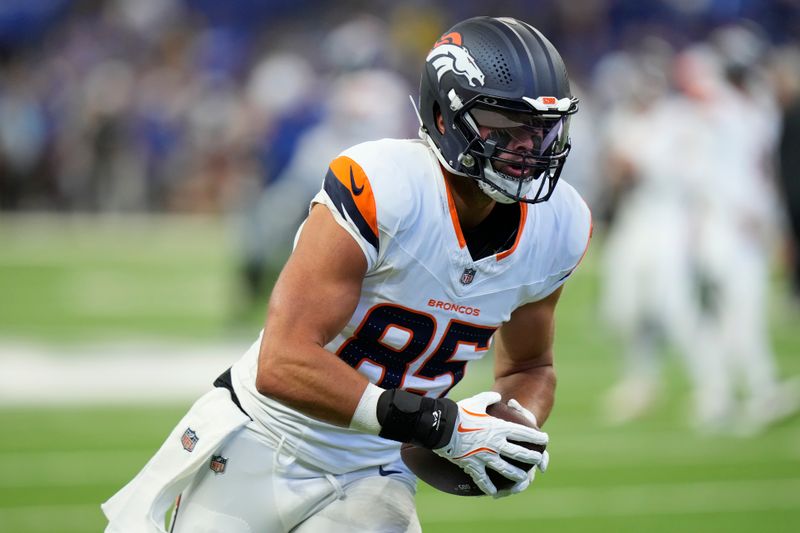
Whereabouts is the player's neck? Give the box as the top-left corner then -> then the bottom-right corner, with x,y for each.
443,171 -> 496,230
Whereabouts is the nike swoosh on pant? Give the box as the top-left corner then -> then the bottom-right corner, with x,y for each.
378,465 -> 402,476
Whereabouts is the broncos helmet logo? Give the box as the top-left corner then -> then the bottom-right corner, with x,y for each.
426,33 -> 485,88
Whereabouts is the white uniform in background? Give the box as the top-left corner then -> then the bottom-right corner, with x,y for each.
105,138 -> 592,532
689,72 -> 799,431
602,43 -> 799,431
600,96 -> 710,424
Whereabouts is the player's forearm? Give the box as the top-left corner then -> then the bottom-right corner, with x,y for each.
254,213 -> 369,426
255,340 -> 368,427
492,364 -> 556,426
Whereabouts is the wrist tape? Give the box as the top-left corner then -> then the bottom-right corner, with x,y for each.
376,389 -> 458,449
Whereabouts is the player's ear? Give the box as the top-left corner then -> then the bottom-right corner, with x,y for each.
436,110 -> 445,135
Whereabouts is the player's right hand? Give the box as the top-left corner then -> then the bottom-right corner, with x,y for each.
432,391 -> 548,497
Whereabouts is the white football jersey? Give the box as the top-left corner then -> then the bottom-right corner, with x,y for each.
232,138 -> 591,474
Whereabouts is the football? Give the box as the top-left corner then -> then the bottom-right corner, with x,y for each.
400,401 -> 546,496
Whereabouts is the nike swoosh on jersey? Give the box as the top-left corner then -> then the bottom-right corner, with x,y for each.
457,423 -> 483,433
350,166 -> 365,195
378,465 -> 403,476
324,156 -> 379,251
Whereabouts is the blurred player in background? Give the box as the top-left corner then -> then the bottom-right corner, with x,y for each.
600,33 -> 799,432
688,29 -> 800,432
596,42 -> 712,424
236,16 -> 415,307
103,16 -> 591,532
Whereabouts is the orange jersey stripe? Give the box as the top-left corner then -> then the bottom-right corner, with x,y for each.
326,156 -> 379,249
444,177 -> 467,249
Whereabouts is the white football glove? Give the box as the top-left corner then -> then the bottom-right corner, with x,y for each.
494,398 -> 551,498
433,391 -> 549,497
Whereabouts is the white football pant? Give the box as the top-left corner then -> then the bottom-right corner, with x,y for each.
169,423 -> 421,533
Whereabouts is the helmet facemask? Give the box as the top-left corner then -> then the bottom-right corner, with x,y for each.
453,99 -> 576,204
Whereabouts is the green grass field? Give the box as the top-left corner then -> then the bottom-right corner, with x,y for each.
1,214 -> 799,532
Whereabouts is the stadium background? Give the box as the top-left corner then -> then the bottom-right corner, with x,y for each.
1,0 -> 799,531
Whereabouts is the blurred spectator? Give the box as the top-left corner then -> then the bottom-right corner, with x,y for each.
0,59 -> 48,208
0,0 -> 796,216
235,50 -> 322,301
772,44 -> 800,305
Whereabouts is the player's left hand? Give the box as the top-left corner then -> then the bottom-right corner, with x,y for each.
494,398 -> 550,498
433,391 -> 548,497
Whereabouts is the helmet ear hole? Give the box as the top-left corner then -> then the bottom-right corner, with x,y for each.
433,102 -> 445,134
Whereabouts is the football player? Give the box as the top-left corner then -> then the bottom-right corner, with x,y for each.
103,16 -> 591,532
596,47 -> 706,424
683,38 -> 799,432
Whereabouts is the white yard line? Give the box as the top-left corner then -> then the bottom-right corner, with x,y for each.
0,340 -> 248,405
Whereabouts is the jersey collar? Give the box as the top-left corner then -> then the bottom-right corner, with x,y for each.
443,174 -> 527,262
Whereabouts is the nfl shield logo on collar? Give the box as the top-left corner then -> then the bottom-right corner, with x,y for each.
181,428 -> 198,452
460,267 -> 476,285
210,455 -> 228,474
